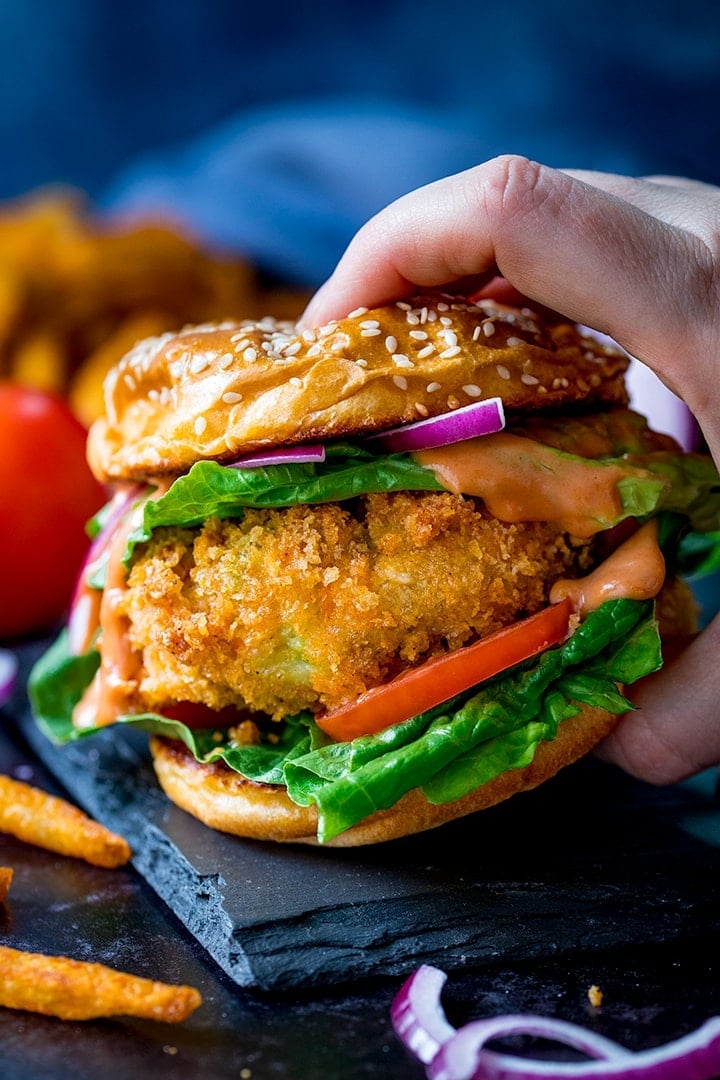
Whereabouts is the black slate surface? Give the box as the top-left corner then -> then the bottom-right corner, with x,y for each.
6,639 -> 720,997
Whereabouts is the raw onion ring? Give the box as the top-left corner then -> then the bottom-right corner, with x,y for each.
228,444 -> 326,468
367,397 -> 505,453
392,965 -> 720,1080
0,649 -> 18,707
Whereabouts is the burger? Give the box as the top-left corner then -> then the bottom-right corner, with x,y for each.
29,293 -> 720,845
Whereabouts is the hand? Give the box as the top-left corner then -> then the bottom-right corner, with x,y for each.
301,154 -> 720,785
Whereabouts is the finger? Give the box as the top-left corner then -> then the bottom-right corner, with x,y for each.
596,613 -> 720,785
301,155 -> 718,446
561,168 -> 720,239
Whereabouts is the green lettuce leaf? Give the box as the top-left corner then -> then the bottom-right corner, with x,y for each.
626,451 -> 720,533
119,436 -> 720,566
29,599 -> 661,844
123,444 -> 444,563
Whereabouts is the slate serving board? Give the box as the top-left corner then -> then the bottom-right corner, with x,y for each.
8,639 -> 720,993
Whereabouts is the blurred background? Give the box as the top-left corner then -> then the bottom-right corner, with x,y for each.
0,0 -> 718,635
2,0 -> 720,286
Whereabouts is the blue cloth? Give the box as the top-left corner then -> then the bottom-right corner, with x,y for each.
1,1 -> 720,284
100,99 -> 499,286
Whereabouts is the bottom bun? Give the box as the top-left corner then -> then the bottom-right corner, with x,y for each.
149,704 -> 620,846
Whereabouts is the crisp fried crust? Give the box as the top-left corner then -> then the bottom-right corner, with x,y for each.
122,494 -> 592,718
88,293 -> 629,482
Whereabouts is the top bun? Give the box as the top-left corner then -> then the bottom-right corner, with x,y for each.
88,293 -> 630,482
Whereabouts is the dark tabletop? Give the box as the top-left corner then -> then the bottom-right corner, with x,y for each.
2,639 -> 720,1080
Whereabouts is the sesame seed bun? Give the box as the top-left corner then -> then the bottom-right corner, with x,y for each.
87,294 -> 630,483
149,702 -> 621,846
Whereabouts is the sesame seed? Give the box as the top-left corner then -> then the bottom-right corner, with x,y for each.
415,402 -> 429,416
243,347 -> 257,363
426,309 -> 438,322
283,341 -> 302,356
419,307 -> 428,324
219,353 -> 234,369
385,335 -> 398,353
437,301 -> 449,311
406,313 -> 420,325
194,416 -> 207,435
472,325 -> 481,341
441,329 -> 458,348
222,391 -> 243,404
482,321 -> 496,337
356,358 -> 368,367
426,382 -> 442,393
496,364 -> 512,380
417,344 -> 435,359
361,328 -> 382,337
462,384 -> 483,397
392,354 -> 414,368
439,345 -> 462,359
289,377 -> 302,387
347,307 -> 369,318
190,355 -> 210,374
409,330 -> 428,340
301,329 -> 316,342
393,374 -> 408,390
447,395 -> 460,409
521,373 -> 540,386
306,343 -> 322,358
396,301 -> 412,311
507,336 -> 525,347
360,320 -> 380,329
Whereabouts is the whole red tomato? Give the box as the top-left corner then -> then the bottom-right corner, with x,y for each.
0,383 -> 106,640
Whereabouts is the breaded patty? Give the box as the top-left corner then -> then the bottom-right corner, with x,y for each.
121,491 -> 593,720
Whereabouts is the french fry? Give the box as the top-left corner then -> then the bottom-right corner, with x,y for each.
0,945 -> 201,1022
0,865 -> 12,900
0,774 -> 131,868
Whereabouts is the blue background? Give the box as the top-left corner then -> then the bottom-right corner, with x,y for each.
1,0 -> 719,285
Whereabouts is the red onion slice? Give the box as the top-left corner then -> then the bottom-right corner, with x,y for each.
429,1015 -> 629,1079
228,444 -> 326,468
392,965 -> 720,1080
0,648 -> 18,707
367,397 -> 505,453
432,1015 -> 720,1079
67,484 -> 143,656
391,965 -> 456,1064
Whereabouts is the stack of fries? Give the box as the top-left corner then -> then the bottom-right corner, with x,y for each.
0,772 -> 201,1023
0,188 -> 309,425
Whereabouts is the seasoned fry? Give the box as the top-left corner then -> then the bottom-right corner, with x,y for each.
0,865 -> 12,900
0,188 -> 308,424
0,774 -> 131,868
0,945 -> 201,1022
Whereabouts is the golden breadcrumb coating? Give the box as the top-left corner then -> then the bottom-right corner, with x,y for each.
121,491 -> 593,719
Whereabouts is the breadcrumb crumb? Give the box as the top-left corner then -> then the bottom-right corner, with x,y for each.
122,492 -> 593,719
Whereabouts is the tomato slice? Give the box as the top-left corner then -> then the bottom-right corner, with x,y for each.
315,598 -> 573,742
161,702 -> 250,729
